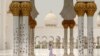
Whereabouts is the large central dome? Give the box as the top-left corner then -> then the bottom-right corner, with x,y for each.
44,11 -> 58,27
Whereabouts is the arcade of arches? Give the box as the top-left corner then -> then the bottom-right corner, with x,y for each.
0,0 -> 100,56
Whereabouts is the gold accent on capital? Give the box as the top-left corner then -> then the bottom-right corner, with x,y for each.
62,20 -> 75,29
69,20 -> 75,29
74,2 -> 86,16
21,2 -> 32,16
62,20 -> 69,29
86,2 -> 97,16
29,15 -> 37,29
10,2 -> 20,16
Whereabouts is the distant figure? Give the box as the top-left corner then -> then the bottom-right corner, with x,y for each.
49,43 -> 54,56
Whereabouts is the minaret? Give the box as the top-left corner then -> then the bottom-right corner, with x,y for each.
60,0 -> 76,56
61,6 -> 68,56
30,0 -> 38,19
97,37 -> 100,48
69,20 -> 75,56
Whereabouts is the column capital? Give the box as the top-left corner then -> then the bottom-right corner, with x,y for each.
10,1 -> 20,16
62,20 -> 75,29
69,20 -> 75,29
74,2 -> 86,16
86,2 -> 97,16
62,20 -> 69,29
21,2 -> 32,16
29,15 -> 37,29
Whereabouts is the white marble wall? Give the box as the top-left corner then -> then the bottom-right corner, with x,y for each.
0,0 -> 13,50
0,0 -> 3,49
0,0 -> 6,50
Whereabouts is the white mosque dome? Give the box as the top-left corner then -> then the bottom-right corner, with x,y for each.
44,11 -> 58,27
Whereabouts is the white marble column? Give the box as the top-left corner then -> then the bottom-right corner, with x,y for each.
69,20 -> 75,56
87,16 -> 94,56
20,16 -> 29,56
60,0 -> 76,56
69,29 -> 74,56
13,16 -> 20,56
10,1 -> 20,56
29,16 -> 37,56
86,2 -> 97,56
75,2 -> 86,56
19,2 -> 32,56
78,16 -> 84,56
19,15 -> 23,56
64,29 -> 68,56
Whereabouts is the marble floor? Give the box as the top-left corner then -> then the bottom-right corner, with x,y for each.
0,49 -> 100,56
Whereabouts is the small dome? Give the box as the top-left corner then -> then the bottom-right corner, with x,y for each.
44,11 -> 57,27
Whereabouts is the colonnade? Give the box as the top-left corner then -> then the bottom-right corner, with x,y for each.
75,1 -> 97,56
9,1 -> 38,56
9,0 -> 97,56
61,0 -> 76,56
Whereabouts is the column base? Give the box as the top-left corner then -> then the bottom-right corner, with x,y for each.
63,53 -> 68,56
33,54 -> 35,56
29,54 -> 35,56
29,52 -> 35,56
69,53 -> 74,56
96,46 -> 100,48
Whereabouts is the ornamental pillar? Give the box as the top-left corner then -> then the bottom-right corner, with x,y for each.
60,0 -> 76,56
9,1 -> 20,56
86,2 -> 97,56
19,2 -> 32,56
29,15 -> 37,56
29,0 -> 38,55
75,2 -> 86,56
62,19 -> 76,56
62,20 -> 68,56
69,20 -> 75,56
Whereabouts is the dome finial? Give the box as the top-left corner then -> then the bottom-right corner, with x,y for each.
49,10 -> 53,13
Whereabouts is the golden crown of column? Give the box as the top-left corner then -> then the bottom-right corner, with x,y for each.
86,2 -> 97,16
29,15 -> 37,29
62,20 -> 75,29
62,20 -> 69,29
74,2 -> 86,16
75,2 -> 97,16
69,20 -> 76,29
10,2 -> 20,16
21,2 -> 32,16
